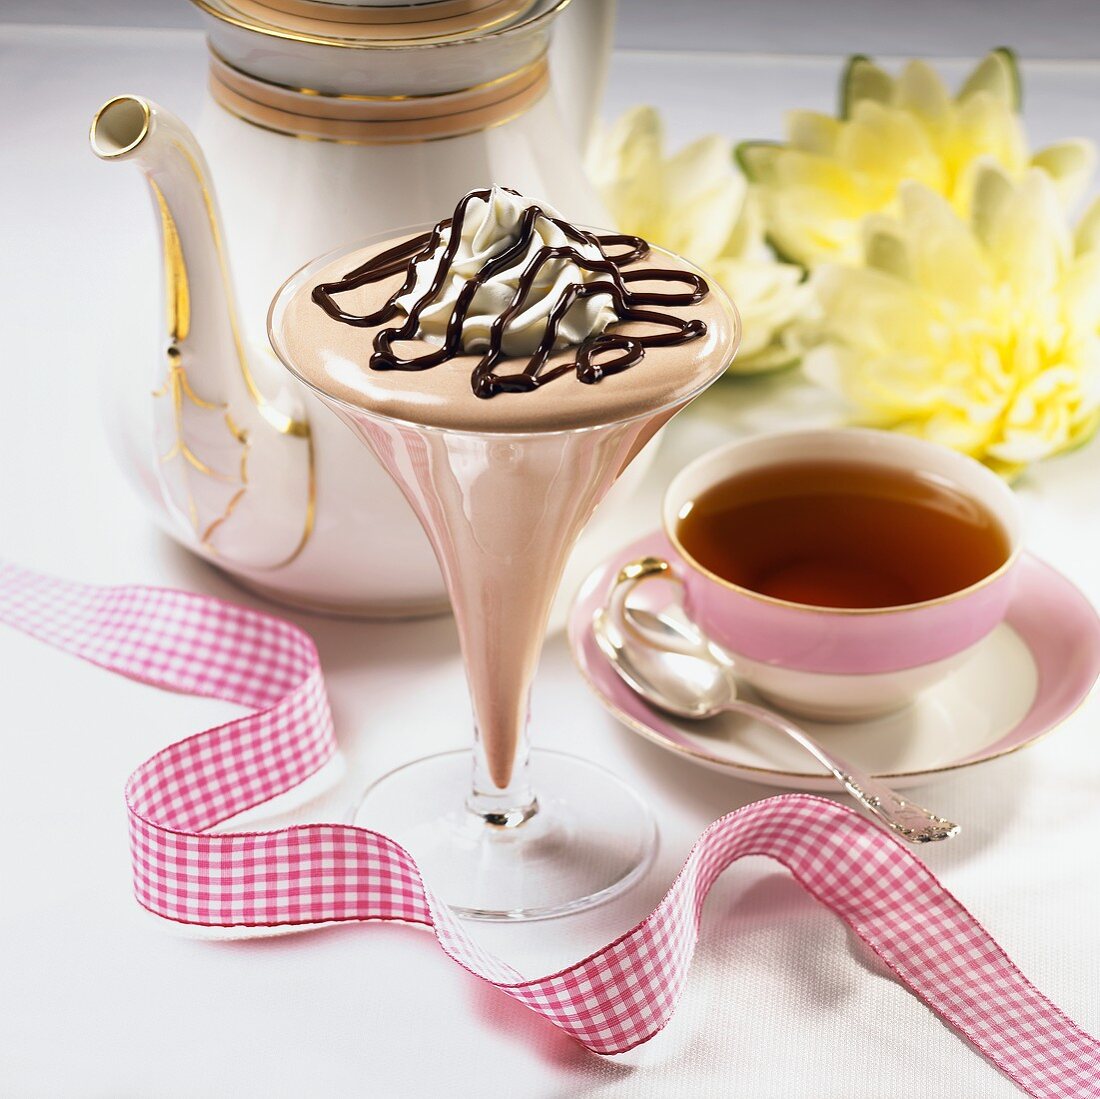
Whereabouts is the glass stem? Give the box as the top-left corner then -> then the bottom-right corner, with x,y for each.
467,708 -> 538,827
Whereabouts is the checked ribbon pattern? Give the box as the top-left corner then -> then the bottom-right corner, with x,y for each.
1,561 -> 1097,1097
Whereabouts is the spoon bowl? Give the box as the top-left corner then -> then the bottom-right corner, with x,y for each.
593,604 -> 736,720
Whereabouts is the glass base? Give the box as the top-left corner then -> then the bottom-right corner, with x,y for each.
351,749 -> 658,921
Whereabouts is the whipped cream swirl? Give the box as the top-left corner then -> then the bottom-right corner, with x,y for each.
394,187 -> 616,356
310,186 -> 710,399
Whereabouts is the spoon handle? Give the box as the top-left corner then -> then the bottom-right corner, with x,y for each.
725,699 -> 959,843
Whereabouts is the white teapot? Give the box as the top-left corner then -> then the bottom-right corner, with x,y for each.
91,0 -> 627,617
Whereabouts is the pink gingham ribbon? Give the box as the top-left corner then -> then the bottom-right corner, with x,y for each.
1,561 -> 1097,1097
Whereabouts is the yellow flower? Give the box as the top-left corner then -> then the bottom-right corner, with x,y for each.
812,165 -> 1100,475
587,106 -> 814,372
739,50 -> 1095,267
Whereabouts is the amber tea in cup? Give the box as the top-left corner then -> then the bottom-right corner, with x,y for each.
676,459 -> 1011,610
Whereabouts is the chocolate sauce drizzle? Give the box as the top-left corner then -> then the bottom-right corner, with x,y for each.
311,187 -> 709,399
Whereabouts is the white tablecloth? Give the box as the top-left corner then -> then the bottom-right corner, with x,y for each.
1,25 -> 1098,1098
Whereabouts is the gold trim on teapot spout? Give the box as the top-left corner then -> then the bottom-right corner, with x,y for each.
90,95 -> 316,570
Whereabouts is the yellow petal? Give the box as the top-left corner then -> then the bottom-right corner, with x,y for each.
815,265 -> 933,357
839,101 -> 943,196
735,141 -> 782,185
1060,252 -> 1100,328
841,55 -> 895,118
956,49 -> 1021,108
787,110 -> 842,155
1030,139 -> 1097,207
982,169 -> 1069,296
595,105 -> 661,183
895,60 -> 952,124
897,182 -> 989,305
773,148 -> 864,210
969,159 -> 1015,249
666,135 -> 742,206
861,216 -> 912,280
657,137 -> 745,262
589,105 -> 665,232
953,93 -> 1029,178
762,182 -> 861,266
762,150 -> 870,264
723,185 -> 768,258
1074,196 -> 1100,256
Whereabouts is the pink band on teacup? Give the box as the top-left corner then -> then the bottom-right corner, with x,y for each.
677,546 -> 1020,676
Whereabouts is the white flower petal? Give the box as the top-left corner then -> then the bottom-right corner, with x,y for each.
588,107 -> 812,371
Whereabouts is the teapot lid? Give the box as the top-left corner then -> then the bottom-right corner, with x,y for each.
191,0 -> 562,46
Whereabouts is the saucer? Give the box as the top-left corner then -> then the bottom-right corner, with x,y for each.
568,532 -> 1100,790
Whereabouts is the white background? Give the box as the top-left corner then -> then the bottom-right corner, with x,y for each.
1,4 -> 1099,1098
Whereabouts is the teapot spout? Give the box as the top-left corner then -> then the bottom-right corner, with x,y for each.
90,96 -> 315,570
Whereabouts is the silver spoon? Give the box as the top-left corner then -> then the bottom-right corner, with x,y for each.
593,557 -> 959,844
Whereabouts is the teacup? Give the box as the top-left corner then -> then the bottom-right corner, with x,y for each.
621,429 -> 1023,722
